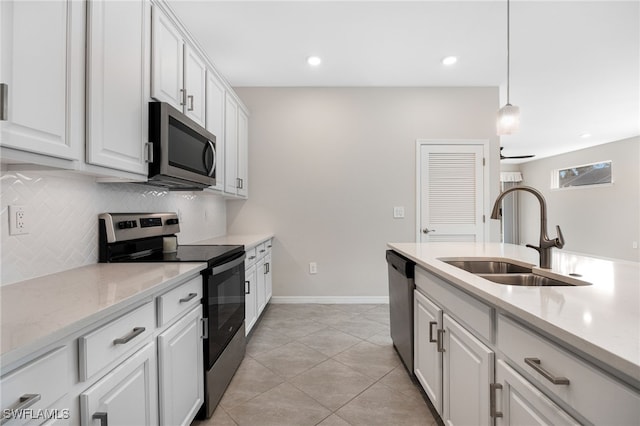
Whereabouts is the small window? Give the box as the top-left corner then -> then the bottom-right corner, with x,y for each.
552,161 -> 612,189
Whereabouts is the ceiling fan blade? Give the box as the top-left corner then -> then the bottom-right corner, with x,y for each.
499,147 -> 535,160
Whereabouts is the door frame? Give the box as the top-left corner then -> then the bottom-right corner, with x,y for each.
415,139 -> 491,243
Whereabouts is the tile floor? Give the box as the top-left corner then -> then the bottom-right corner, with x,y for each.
194,304 -> 437,426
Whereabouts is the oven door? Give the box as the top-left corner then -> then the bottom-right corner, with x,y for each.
203,252 -> 246,369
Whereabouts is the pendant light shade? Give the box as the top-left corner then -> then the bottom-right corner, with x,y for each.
497,103 -> 520,134
497,0 -> 520,136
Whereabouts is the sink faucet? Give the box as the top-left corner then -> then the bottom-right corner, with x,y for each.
490,185 -> 565,269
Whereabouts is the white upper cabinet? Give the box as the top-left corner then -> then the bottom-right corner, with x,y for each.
86,0 -> 151,176
151,5 -> 206,127
184,46 -> 206,126
0,0 -> 84,162
224,94 -> 249,197
206,70 -> 226,192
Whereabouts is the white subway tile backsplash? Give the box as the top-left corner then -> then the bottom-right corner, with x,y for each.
1,170 -> 227,285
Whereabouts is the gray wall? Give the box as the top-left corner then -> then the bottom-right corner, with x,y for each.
519,136 -> 640,262
229,87 -> 500,300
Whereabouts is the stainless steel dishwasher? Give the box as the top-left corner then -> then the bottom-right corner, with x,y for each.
386,250 -> 415,375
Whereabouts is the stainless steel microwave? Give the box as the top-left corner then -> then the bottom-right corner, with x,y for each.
147,102 -> 216,190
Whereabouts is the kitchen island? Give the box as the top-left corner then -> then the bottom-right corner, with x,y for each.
388,242 -> 639,425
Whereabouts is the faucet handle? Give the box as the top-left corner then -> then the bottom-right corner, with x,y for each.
555,225 -> 565,248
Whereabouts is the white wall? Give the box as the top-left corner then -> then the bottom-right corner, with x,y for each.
1,170 -> 227,285
229,87 -> 500,300
519,136 -> 640,262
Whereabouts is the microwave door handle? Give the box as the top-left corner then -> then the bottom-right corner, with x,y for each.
208,141 -> 216,177
201,141 -> 215,177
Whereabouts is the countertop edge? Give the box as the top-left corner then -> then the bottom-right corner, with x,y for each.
191,233 -> 274,249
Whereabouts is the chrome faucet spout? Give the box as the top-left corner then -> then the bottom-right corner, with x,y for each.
490,185 -> 564,269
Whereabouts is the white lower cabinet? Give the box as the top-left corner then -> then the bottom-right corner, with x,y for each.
245,264 -> 258,334
414,266 -> 640,426
442,313 -> 493,426
414,289 -> 443,414
256,256 -> 266,315
264,251 -> 273,302
80,342 -> 158,426
495,359 -> 579,426
157,305 -> 204,426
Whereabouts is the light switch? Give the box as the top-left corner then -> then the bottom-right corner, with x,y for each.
393,206 -> 405,219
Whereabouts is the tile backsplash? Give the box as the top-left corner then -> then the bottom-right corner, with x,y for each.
1,170 -> 227,285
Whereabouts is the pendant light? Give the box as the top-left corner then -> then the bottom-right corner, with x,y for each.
497,0 -> 520,135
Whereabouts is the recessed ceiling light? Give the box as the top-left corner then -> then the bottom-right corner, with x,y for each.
580,133 -> 592,138
307,56 -> 322,66
441,56 -> 458,66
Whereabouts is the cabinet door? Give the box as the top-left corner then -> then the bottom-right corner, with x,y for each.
151,5 -> 184,110
206,70 -> 225,192
80,342 -> 158,426
442,314 -> 493,426
236,107 -> 249,197
184,45 -> 206,127
0,0 -> 83,160
158,305 -> 204,426
244,265 -> 257,335
414,290 -> 443,414
224,94 -> 239,195
256,257 -> 266,315
265,251 -> 272,303
495,359 -> 579,426
86,0 -> 150,175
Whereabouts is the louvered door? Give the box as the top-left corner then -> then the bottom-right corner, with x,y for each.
419,144 -> 484,242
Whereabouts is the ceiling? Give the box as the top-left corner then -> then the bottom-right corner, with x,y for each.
168,0 -> 639,163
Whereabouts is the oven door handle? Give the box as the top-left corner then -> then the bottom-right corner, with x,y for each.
209,252 -> 246,275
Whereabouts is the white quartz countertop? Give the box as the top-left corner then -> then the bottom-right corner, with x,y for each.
0,262 -> 205,367
388,242 -> 640,384
192,233 -> 274,249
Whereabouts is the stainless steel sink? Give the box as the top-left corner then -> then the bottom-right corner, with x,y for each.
477,273 -> 578,286
442,259 -> 532,274
440,258 -> 591,286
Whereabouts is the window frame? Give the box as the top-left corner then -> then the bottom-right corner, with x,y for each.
551,160 -> 613,190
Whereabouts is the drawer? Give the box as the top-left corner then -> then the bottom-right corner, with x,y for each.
497,314 -> 640,425
157,275 -> 202,327
78,302 -> 155,381
1,346 -> 71,425
256,242 -> 267,258
415,267 -> 492,342
245,247 -> 257,267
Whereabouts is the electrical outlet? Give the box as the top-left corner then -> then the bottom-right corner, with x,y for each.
309,262 -> 318,274
393,206 -> 405,219
9,205 -> 29,235
633,241 -> 638,249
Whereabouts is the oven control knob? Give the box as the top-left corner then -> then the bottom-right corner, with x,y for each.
166,218 -> 179,225
118,220 -> 137,229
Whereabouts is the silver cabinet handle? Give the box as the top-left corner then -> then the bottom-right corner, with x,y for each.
1,394 -> 41,424
93,412 -> 108,426
0,83 -> 8,121
187,95 -> 194,111
201,318 -> 208,339
422,228 -> 436,234
248,255 -> 256,260
245,280 -> 250,295
266,262 -> 270,273
179,293 -> 198,303
180,89 -> 186,106
260,249 -> 266,253
428,321 -> 438,343
490,383 -> 503,418
436,329 -> 446,352
524,357 -> 570,385
113,327 -> 145,345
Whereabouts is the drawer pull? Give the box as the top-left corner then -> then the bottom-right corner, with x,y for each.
490,383 -> 503,418
248,255 -> 256,260
436,329 -> 446,352
260,249 -> 266,253
1,394 -> 41,424
113,327 -> 145,345
179,293 -> 198,303
428,321 -> 438,343
525,357 -> 570,385
245,280 -> 251,295
93,412 -> 108,426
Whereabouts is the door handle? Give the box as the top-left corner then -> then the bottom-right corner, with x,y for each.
490,383 -> 503,418
0,83 -> 8,121
188,95 -> 194,111
245,280 -> 250,294
436,329 -> 445,352
180,89 -> 186,106
422,228 -> 436,234
428,321 -> 438,343
93,412 -> 108,426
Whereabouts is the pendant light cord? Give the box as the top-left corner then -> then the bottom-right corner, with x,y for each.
506,0 -> 511,104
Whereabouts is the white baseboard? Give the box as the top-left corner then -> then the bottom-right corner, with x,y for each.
269,296 -> 389,304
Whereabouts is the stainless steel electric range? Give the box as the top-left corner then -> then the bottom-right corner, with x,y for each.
98,212 -> 246,419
